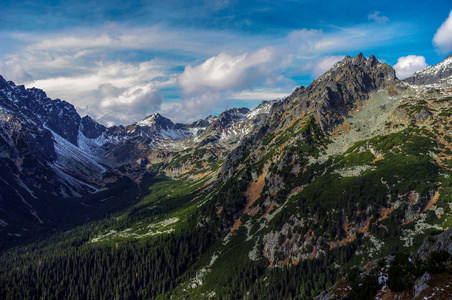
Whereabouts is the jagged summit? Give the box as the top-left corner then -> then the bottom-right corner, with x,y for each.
136,112 -> 174,130
404,53 -> 452,85
4,49 -> 452,299
0,76 -> 82,145
317,52 -> 396,84
80,115 -> 107,139
277,53 -> 399,131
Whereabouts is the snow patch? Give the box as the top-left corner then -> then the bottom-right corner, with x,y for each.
246,102 -> 272,119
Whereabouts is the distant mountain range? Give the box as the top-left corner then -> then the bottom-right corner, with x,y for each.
2,52 -> 452,299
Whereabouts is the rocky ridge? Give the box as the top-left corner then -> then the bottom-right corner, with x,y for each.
159,53 -> 452,298
0,75 -> 275,246
405,54 -> 452,85
3,52 -> 452,299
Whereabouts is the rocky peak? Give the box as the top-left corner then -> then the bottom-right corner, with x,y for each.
367,54 -> 378,67
40,98 -> 81,145
26,87 -> 49,102
322,52 -> 395,82
351,52 -> 366,64
80,115 -> 107,139
202,107 -> 249,134
404,53 -> 452,85
297,53 -> 398,131
136,112 -> 174,130
0,78 -> 81,145
217,107 -> 250,123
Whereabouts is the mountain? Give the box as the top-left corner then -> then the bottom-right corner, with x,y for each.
0,75 -> 274,248
404,54 -> 452,85
2,53 -> 452,299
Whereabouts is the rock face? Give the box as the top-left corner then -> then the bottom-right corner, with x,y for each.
295,53 -> 398,130
270,53 -> 397,134
416,229 -> 452,261
222,53 -> 400,176
0,76 -> 117,215
404,54 -> 452,85
4,51 -> 452,297
80,115 -> 106,139
0,76 -> 77,193
414,272 -> 431,299
0,73 -> 276,242
0,76 -> 109,244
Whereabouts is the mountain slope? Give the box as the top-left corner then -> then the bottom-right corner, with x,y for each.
2,53 -> 452,299
0,74 -> 276,249
161,53 -> 452,298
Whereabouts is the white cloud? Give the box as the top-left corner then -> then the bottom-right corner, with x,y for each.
15,24 -> 254,60
368,11 -> 389,24
0,20 -> 411,124
0,60 -> 32,82
27,60 -> 170,125
2,24 -> 280,124
433,9 -> 452,54
178,47 -> 276,93
287,29 -> 323,53
286,24 -> 403,60
393,55 -> 428,79
163,91 -> 222,123
100,83 -> 162,113
230,88 -> 292,101
175,47 -> 285,118
31,34 -> 115,52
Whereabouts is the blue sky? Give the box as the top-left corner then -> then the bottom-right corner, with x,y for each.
1,0 -> 451,125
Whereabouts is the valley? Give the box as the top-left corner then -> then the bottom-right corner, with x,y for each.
2,53 -> 452,299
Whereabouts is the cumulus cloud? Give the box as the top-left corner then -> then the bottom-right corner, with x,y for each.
94,83 -> 162,126
433,9 -> 452,54
0,20 -> 411,124
368,11 -> 389,24
178,47 -> 276,93
175,47 -> 285,118
100,83 -> 162,113
3,23 -> 280,124
393,55 -> 428,79
27,60 -> 170,125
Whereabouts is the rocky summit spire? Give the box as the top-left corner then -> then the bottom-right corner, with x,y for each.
291,53 -> 399,131
136,112 -> 175,130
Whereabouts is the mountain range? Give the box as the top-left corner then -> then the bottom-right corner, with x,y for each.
2,52 -> 452,299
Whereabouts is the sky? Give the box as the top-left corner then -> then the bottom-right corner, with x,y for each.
0,1 -> 452,126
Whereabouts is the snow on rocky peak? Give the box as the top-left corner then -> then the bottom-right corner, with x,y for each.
246,101 -> 274,119
136,113 -> 173,128
405,54 -> 452,85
